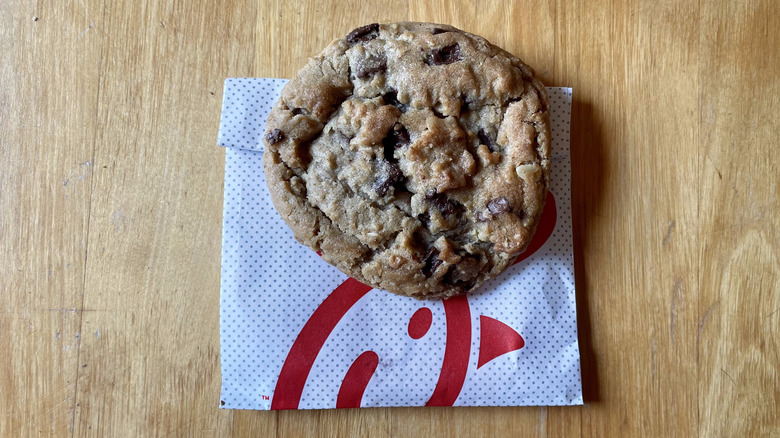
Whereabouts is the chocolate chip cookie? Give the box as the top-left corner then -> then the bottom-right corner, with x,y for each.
263,22 -> 550,299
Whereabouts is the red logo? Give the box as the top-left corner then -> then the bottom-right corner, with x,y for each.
271,192 -> 557,409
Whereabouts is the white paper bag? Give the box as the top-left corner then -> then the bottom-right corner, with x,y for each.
217,78 -> 582,410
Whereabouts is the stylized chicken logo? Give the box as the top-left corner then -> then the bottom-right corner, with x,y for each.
270,192 -> 557,410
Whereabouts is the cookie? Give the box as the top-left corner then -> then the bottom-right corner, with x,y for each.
263,22 -> 551,299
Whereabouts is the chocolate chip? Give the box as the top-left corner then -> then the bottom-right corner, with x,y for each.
265,129 -> 283,144
478,129 -> 494,152
426,191 -> 461,216
421,247 -> 442,278
442,255 -> 481,290
383,89 -> 407,112
488,197 -> 511,215
355,55 -> 387,78
382,122 -> 410,162
445,277 -> 476,292
442,267 -> 475,289
437,199 -> 461,217
427,43 -> 462,65
220,400 -> 226,406
460,280 -> 477,291
346,23 -> 379,44
389,123 -> 410,144
374,162 -> 403,197
432,28 -> 448,35
291,108 -> 304,116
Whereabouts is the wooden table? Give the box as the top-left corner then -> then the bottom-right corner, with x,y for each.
2,1 -> 778,436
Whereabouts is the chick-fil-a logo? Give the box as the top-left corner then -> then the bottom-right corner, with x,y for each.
271,192 -> 557,410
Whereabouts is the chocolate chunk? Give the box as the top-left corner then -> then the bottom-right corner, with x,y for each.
356,55 -> 387,78
421,247 -> 442,278
346,23 -> 379,44
291,108 -> 304,116
382,89 -> 407,112
478,129 -> 494,152
488,197 -> 511,215
388,123 -> 410,145
442,268 -> 477,291
265,129 -> 283,144
427,43 -> 462,65
442,255 -> 481,291
374,162 -> 403,197
446,278 -> 476,292
461,280 -> 477,292
432,28 -> 448,35
426,191 -> 461,216
382,122 -> 410,162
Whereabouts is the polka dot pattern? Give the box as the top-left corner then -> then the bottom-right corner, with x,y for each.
217,79 -> 582,410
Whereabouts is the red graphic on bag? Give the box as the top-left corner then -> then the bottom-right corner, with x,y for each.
271,192 -> 557,410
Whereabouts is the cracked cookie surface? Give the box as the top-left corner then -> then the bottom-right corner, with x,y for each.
263,22 -> 550,299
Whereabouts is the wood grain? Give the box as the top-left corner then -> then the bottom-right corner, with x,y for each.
1,1 -> 102,435
697,2 -> 780,437
1,1 -> 778,436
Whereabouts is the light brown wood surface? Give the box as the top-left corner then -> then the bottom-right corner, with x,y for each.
2,1 -> 778,436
